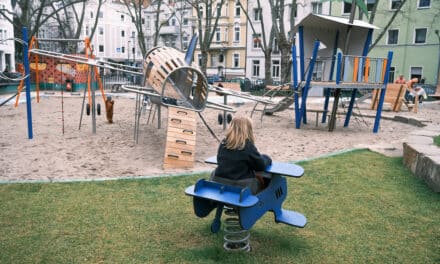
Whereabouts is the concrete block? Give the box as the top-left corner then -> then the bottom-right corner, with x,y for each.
410,130 -> 440,137
415,155 -> 440,192
404,135 -> 434,145
403,143 -> 419,174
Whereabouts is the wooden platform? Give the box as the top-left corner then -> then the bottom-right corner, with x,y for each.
371,83 -> 406,112
163,107 -> 197,169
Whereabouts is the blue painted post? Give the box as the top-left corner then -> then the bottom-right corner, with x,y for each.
22,27 -> 33,139
299,26 -> 305,81
373,51 -> 393,133
362,29 -> 373,57
292,45 -> 300,127
323,30 -> 340,124
298,40 -> 320,127
336,52 -> 342,85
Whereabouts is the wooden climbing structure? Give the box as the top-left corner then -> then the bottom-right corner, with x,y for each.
163,107 -> 197,169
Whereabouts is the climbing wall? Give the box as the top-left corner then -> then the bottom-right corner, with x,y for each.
163,107 -> 197,169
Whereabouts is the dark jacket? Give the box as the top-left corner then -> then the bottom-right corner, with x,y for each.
215,139 -> 272,181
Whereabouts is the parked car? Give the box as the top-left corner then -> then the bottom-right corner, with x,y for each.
227,77 -> 251,91
206,75 -> 224,84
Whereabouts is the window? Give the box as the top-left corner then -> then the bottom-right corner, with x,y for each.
121,14 -> 125,21
85,26 -> 89,36
272,60 -> 280,78
387,29 -> 398,45
388,66 -> 395,83
235,2 -> 240,16
198,5 -> 203,17
121,30 -> 125,37
121,46 -> 125,53
215,28 -> 221,42
142,18 -> 145,25
234,23 -> 240,42
414,28 -> 427,44
312,2 -> 322,14
183,18 -> 188,26
99,27 -> 104,35
233,54 -> 239,68
219,54 -> 224,63
132,31 -> 135,38
253,8 -> 262,21
410,67 -> 422,80
182,36 -> 189,50
391,0 -> 402,10
171,18 -> 176,26
312,61 -> 324,81
253,34 -> 261,49
198,54 -> 202,66
252,60 -> 260,77
367,0 -> 376,11
146,19 -> 150,29
418,0 -> 430,8
99,11 -> 103,18
90,11 -> 93,19
273,38 -> 279,53
224,28 -> 228,42
98,45 -> 104,52
216,3 -> 221,16
343,2 -> 352,14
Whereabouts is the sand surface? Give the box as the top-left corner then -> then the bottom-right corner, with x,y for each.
1,92 -> 439,182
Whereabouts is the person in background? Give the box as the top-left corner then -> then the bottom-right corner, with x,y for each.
210,116 -> 272,194
395,74 -> 406,84
105,96 -> 115,123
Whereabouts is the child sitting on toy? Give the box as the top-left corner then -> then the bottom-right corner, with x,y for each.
210,116 -> 272,194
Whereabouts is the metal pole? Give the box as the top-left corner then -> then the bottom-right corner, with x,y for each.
435,30 -> 440,91
373,51 -> 393,133
22,27 -> 33,139
91,66 -> 96,134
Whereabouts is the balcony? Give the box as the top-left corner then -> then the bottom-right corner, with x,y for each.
159,26 -> 179,36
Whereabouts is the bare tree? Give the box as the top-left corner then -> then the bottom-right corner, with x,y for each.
368,0 -> 408,52
238,0 -> 275,84
0,0 -> 87,59
268,0 -> 297,84
122,0 -> 150,59
184,0 -> 225,75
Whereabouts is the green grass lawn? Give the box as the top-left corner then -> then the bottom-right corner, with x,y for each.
434,135 -> 440,147
0,150 -> 439,263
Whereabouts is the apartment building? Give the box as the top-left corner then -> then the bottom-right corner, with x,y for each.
245,0 -> 330,83
0,0 -> 15,72
330,0 -> 440,87
192,0 -> 248,79
143,0 -> 193,51
37,1 -> 142,64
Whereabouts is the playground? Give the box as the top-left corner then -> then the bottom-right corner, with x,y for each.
1,92 -> 439,182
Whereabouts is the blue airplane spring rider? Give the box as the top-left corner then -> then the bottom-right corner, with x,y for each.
185,156 -> 307,233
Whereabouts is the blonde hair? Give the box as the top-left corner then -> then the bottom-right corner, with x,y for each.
225,116 -> 255,150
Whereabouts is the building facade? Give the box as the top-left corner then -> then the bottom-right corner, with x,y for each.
37,1 -> 142,64
0,0 -> 15,72
245,0 -> 330,83
330,0 -> 440,87
192,0 -> 248,79
143,0 -> 194,51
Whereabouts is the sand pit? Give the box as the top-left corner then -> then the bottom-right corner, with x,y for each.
0,92 -> 439,182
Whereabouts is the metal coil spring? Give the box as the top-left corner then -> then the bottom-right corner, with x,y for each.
223,207 -> 250,252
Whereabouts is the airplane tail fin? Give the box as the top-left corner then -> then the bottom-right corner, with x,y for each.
184,35 -> 198,65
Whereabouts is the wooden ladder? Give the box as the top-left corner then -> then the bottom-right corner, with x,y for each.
163,107 -> 197,169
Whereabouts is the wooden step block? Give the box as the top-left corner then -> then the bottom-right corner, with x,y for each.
163,106 -> 197,169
